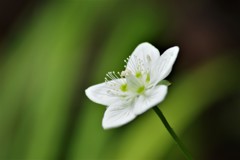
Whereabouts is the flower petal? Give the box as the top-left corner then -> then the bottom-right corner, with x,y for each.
151,46 -> 179,85
126,42 -> 160,71
131,42 -> 160,60
133,85 -> 168,115
85,82 -> 120,106
102,100 -> 136,129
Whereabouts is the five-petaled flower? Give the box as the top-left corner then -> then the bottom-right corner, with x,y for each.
85,42 -> 179,129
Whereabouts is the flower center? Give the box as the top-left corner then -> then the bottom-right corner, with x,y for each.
122,70 -> 149,95
120,84 -> 128,92
137,86 -> 145,94
105,55 -> 152,97
135,72 -> 142,78
146,73 -> 150,83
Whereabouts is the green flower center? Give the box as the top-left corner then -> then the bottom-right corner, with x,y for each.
137,86 -> 145,94
146,73 -> 150,83
135,72 -> 142,78
120,84 -> 128,92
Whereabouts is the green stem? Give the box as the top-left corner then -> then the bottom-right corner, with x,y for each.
153,106 -> 193,160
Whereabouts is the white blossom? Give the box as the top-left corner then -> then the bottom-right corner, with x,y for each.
85,42 -> 179,129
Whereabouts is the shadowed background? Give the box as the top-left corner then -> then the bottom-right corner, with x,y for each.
0,0 -> 239,160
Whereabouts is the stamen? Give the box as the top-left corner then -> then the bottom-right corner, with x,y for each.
105,71 -> 119,81
121,69 -> 131,77
105,71 -> 122,88
124,55 -> 149,76
104,71 -> 128,97
104,54 -> 153,98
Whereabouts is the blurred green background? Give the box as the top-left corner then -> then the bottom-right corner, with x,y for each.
0,0 -> 239,160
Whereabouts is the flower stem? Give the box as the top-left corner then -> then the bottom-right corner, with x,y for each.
153,106 -> 193,160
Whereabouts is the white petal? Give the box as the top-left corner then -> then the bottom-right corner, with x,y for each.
102,100 -> 136,129
85,82 -> 119,106
126,42 -> 160,71
133,85 -> 168,115
151,46 -> 179,85
131,42 -> 160,60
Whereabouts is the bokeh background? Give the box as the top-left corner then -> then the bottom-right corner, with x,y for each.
0,0 -> 239,160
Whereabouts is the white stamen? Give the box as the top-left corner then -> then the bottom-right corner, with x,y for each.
104,71 -> 127,97
121,69 -> 132,77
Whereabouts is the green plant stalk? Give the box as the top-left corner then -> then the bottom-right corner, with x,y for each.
153,106 -> 193,160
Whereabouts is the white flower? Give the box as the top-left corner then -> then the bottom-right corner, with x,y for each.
85,42 -> 179,129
